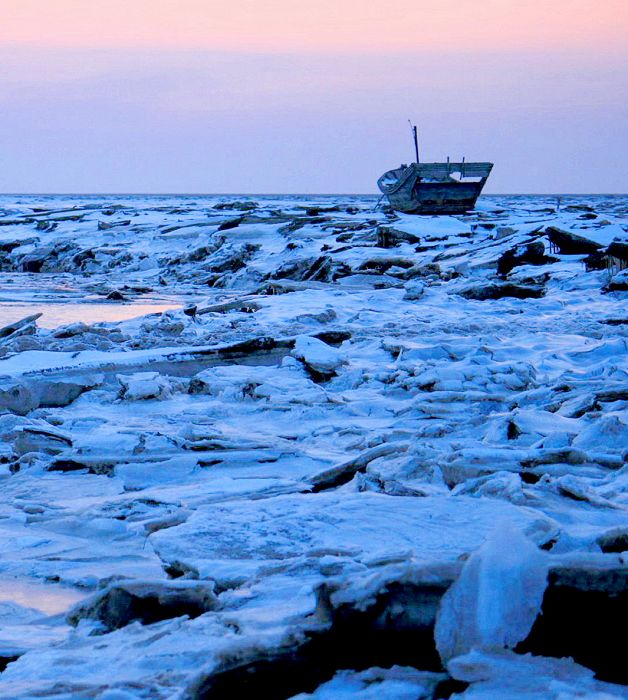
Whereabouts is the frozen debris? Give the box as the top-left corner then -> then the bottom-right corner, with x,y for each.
435,522 -> 548,663
52,321 -> 107,338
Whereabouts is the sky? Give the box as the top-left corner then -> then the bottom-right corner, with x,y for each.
1,0 -> 627,194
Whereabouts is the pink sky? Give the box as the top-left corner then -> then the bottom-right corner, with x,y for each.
1,1 -> 626,193
3,0 -> 627,53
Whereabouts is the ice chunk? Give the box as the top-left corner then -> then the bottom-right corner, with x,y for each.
435,521 -> 548,663
116,371 -> 171,400
447,648 -> 626,699
572,416 -> 628,452
289,666 -> 444,700
291,335 -> 344,377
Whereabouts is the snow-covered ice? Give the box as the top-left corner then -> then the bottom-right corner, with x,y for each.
0,193 -> 626,698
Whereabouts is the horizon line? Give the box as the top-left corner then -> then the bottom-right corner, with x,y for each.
1,192 -> 627,198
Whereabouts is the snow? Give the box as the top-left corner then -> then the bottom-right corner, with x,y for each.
0,193 -> 626,697
392,214 -> 473,239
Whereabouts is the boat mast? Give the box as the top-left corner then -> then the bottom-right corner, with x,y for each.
408,120 -> 419,163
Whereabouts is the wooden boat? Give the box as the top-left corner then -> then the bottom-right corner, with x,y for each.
377,123 -> 493,214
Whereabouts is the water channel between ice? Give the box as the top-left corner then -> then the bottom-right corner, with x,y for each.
0,302 -> 183,329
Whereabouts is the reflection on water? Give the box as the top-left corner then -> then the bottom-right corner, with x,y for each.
0,302 -> 181,329
0,579 -> 85,615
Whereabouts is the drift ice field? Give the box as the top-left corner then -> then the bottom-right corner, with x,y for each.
0,193 -> 626,699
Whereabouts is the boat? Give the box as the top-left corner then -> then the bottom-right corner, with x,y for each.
377,123 -> 493,214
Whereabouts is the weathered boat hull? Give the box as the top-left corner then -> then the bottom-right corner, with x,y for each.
378,162 -> 493,215
386,181 -> 486,214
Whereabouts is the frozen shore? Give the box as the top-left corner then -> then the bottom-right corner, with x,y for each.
0,193 -> 626,698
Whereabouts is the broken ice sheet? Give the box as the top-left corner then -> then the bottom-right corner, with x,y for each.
447,648 -> 627,699
0,194 -> 626,697
150,492 -> 556,587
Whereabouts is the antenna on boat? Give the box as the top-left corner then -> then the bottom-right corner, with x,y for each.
408,120 -> 419,163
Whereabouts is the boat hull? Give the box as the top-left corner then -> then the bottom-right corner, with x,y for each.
377,161 -> 493,215
386,181 -> 486,214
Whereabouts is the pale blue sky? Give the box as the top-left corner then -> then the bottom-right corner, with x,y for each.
1,4 -> 627,193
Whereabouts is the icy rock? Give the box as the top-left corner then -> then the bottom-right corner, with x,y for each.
605,268 -> 628,292
496,241 -> 554,275
435,522 -> 548,663
452,472 -> 528,505
1,609 -> 234,698
291,335 -> 344,379
19,253 -> 48,273
294,308 -> 337,325
117,372 -> 171,400
403,281 -> 425,301
597,527 -> 628,553
0,380 -> 37,415
545,226 -> 604,254
377,224 -> 422,247
142,311 -> 186,335
52,322 -> 100,338
0,236 -> 37,253
0,374 -> 103,415
308,443 -> 408,492
458,283 -> 545,301
38,374 -> 105,407
213,199 -> 258,211
6,336 -> 43,352
403,262 -> 442,279
67,580 -> 217,631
